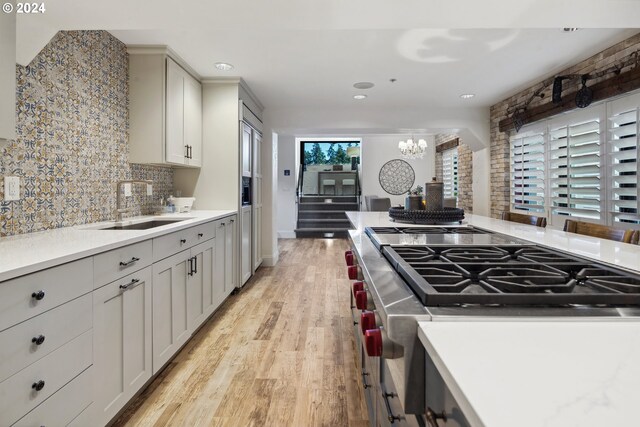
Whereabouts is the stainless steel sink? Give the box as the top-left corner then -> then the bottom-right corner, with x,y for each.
98,219 -> 188,230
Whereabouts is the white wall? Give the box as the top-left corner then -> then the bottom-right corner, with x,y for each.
277,134 -> 297,238
276,134 -> 436,236
361,135 -> 436,207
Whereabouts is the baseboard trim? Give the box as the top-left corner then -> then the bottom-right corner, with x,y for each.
262,253 -> 279,266
278,231 -> 296,239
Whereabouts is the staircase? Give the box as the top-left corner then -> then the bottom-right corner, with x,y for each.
295,195 -> 359,238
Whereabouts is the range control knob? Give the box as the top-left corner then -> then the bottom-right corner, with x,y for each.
360,311 -> 376,334
344,250 -> 353,264
347,266 -> 359,280
345,253 -> 354,266
355,290 -> 367,310
364,329 -> 383,357
352,281 -> 364,298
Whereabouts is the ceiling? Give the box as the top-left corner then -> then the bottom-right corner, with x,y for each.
15,0 -> 640,137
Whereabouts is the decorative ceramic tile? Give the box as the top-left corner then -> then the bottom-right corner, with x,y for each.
0,31 -> 174,237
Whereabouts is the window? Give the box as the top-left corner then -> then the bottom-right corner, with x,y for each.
548,112 -> 602,221
300,141 -> 360,166
442,147 -> 458,201
509,90 -> 640,228
510,129 -> 545,214
608,93 -> 640,225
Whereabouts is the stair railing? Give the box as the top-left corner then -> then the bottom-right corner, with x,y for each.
295,164 -> 305,225
355,169 -> 362,211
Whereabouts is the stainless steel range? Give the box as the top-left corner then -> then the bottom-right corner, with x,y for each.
346,226 -> 640,427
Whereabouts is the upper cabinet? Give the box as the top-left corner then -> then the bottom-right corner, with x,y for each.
0,10 -> 16,141
128,48 -> 202,168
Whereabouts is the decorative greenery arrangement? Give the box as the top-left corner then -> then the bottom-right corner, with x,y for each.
408,185 -> 423,196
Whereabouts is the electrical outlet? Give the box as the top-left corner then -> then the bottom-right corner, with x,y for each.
4,176 -> 20,201
123,183 -> 132,197
147,184 -> 153,196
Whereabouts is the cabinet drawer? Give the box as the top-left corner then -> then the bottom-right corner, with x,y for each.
94,240 -> 152,288
12,366 -> 93,427
153,228 -> 193,262
0,293 -> 92,383
0,330 -> 92,426
190,221 -> 216,244
0,258 -> 93,332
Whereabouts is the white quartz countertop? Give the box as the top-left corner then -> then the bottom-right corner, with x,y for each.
418,320 -> 640,427
0,210 -> 236,282
346,212 -> 640,273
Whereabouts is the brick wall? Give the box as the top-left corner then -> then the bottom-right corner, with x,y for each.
489,32 -> 640,218
435,134 -> 473,213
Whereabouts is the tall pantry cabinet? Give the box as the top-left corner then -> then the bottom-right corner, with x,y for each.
173,79 -> 264,289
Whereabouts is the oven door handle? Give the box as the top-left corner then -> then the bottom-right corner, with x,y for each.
426,407 -> 448,427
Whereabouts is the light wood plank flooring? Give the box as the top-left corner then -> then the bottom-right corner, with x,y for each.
114,238 -> 369,427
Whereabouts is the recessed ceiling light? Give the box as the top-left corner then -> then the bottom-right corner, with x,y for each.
353,82 -> 374,90
563,28 -> 579,32
353,94 -> 367,100
460,93 -> 475,99
214,62 -> 234,71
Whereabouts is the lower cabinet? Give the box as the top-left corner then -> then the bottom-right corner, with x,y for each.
226,216 -> 237,291
241,206 -> 252,285
93,266 -> 152,426
152,250 -> 191,373
188,239 -> 213,330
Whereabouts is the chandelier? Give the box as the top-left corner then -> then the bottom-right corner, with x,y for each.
398,138 -> 427,159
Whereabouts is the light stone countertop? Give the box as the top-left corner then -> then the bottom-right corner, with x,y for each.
418,320 -> 640,427
0,210 -> 236,282
346,211 -> 640,273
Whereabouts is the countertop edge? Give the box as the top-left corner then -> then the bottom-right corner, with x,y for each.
417,323 -> 485,427
0,210 -> 237,282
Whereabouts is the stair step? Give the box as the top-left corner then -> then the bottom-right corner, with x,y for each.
299,202 -> 359,211
297,219 -> 352,229
300,196 -> 358,203
298,211 -> 348,220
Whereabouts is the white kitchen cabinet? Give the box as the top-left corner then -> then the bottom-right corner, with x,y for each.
152,249 -> 191,373
128,50 -> 202,167
184,72 -> 203,167
240,208 -> 252,285
92,266 -> 152,426
0,8 -> 15,141
252,130 -> 263,272
227,216 -> 237,291
187,239 -> 212,331
241,121 -> 252,177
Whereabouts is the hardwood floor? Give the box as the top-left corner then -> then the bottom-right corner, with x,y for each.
114,238 -> 369,427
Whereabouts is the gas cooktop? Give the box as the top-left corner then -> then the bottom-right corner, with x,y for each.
364,226 -> 527,250
382,245 -> 640,307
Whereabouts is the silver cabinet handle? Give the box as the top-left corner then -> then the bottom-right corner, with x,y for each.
119,257 -> 140,267
120,278 -> 140,290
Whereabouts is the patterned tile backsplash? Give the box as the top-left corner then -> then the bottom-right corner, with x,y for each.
0,31 -> 174,237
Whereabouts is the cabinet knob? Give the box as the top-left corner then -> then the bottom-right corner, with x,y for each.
32,335 -> 46,346
32,380 -> 45,391
426,408 -> 448,427
180,239 -> 187,244
198,233 -> 204,238
31,291 -> 45,301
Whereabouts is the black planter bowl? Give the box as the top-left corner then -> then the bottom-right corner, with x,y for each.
388,206 -> 465,224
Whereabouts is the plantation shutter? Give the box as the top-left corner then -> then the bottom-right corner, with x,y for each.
509,127 -> 545,214
442,148 -> 458,200
607,93 -> 640,225
549,109 -> 603,223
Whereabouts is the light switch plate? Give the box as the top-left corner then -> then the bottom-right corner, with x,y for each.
147,184 -> 153,196
4,176 -> 20,201
123,183 -> 132,197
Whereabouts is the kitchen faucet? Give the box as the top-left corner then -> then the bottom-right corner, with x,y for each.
115,179 -> 153,222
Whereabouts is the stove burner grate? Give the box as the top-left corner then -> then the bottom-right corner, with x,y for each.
382,245 -> 640,307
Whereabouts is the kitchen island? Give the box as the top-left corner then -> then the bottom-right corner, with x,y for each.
346,211 -> 640,273
346,211 -> 640,427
